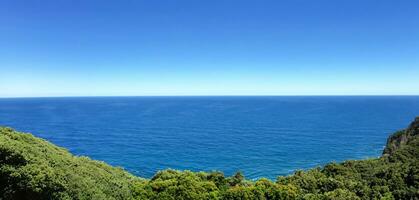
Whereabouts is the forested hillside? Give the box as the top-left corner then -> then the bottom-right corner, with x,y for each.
1,117 -> 418,200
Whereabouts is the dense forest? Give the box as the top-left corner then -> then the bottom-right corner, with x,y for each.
1,117 -> 418,200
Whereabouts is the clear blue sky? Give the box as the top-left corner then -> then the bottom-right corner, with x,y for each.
1,0 -> 418,97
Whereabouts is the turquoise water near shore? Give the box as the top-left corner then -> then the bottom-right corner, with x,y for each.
0,96 -> 418,179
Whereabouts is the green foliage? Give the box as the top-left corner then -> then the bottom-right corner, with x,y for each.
143,170 -> 220,200
0,127 -> 143,200
1,117 -> 418,199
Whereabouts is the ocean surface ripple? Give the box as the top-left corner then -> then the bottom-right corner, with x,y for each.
1,96 -> 418,179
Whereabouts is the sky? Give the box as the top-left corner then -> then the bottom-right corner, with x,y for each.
1,0 -> 419,97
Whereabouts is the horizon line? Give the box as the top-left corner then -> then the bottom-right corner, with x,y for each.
1,94 -> 419,99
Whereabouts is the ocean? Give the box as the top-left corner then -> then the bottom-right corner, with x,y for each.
0,96 -> 418,179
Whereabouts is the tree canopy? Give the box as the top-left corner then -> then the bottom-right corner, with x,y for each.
1,117 -> 418,199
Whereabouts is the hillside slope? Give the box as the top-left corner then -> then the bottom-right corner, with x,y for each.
0,127 -> 143,200
1,118 -> 418,200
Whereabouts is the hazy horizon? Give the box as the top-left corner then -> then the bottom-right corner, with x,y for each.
2,95 -> 419,99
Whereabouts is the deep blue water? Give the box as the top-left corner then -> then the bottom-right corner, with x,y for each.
0,96 -> 418,179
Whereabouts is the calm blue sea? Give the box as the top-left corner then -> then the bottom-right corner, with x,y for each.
0,96 -> 418,179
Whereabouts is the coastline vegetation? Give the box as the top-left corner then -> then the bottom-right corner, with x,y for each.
1,118 -> 418,200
